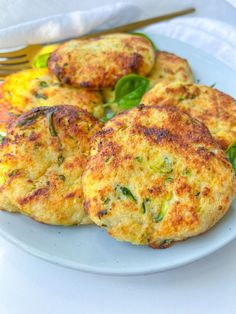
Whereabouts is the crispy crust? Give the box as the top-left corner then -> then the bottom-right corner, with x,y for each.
48,33 -> 155,89
82,105 -> 236,247
0,105 -> 102,225
142,82 -> 236,149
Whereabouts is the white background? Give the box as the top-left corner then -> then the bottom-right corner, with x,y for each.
0,1 -> 236,314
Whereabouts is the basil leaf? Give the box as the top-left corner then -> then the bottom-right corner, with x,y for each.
226,141 -> 236,171
132,32 -> 157,50
33,53 -> 51,68
115,74 -> 150,110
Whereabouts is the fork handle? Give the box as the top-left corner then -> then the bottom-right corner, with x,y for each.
80,7 -> 195,39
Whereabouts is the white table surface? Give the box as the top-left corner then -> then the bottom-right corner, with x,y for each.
0,1 -> 236,313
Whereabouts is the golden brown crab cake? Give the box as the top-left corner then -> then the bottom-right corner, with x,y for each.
48,33 -> 155,89
82,105 -> 235,248
102,51 -> 194,103
0,68 -> 104,118
141,82 -> 236,150
148,51 -> 194,87
0,105 -> 102,225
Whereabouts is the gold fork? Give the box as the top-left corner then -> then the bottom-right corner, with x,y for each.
0,7 -> 195,80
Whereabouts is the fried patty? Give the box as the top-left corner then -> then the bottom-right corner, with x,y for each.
141,82 -> 236,150
148,51 -> 194,87
0,68 -> 104,118
82,105 -> 235,248
48,33 -> 155,89
0,105 -> 102,225
102,51 -> 194,103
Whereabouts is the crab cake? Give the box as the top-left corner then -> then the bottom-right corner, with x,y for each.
83,105 -> 235,248
48,33 -> 155,89
148,51 -> 194,87
0,68 -> 104,117
142,82 -> 236,150
0,105 -> 102,225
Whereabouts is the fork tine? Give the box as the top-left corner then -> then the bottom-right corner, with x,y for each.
0,46 -> 30,58
0,64 -> 31,71
0,52 -> 27,59
0,56 -> 29,65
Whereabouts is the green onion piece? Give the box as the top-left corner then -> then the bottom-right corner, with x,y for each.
58,175 -> 66,181
117,185 -> 137,203
160,157 -> 173,174
103,197 -> 111,205
34,92 -> 48,100
47,111 -> 57,137
9,169 -> 19,177
226,141 -> 236,171
58,155 -> 64,166
142,198 -> 150,213
135,156 -> 143,162
154,201 -> 170,222
39,81 -> 48,88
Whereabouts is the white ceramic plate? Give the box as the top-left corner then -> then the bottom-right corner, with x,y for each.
0,33 -> 235,275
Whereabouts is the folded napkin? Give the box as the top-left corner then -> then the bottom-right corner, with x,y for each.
0,2 -> 140,49
144,17 -> 236,71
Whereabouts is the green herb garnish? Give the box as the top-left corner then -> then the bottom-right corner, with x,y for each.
142,198 -> 150,213
134,156 -> 143,162
103,197 -> 111,205
160,157 -> 173,174
226,141 -> 236,171
58,175 -> 66,181
47,111 -> 57,137
33,52 -> 51,68
116,185 -> 137,203
58,155 -> 64,166
154,200 -> 170,222
210,83 -> 216,88
9,169 -> 19,177
178,96 -> 185,102
35,92 -> 48,100
39,81 -> 48,88
115,74 -> 150,110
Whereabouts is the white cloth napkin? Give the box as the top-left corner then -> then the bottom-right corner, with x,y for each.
143,17 -> 236,72
0,2 -> 140,49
